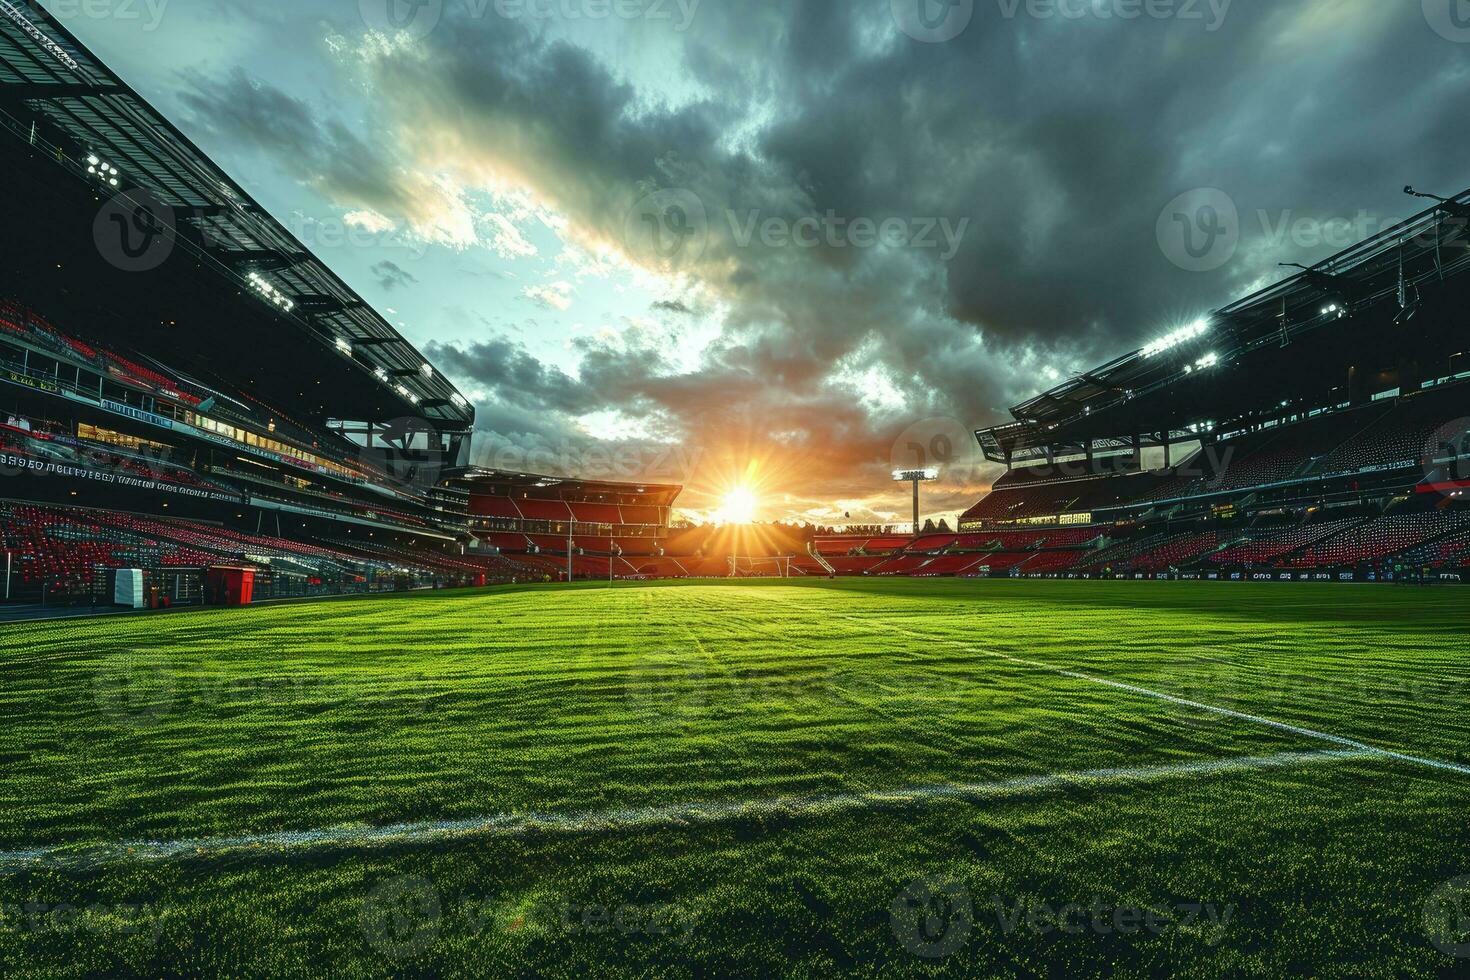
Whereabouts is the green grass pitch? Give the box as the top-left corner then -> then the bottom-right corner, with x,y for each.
1,578 -> 1468,976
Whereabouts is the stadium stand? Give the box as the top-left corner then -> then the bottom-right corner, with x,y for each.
1,5 -> 1469,601
1206,517 -> 1366,566
1282,512 -> 1470,568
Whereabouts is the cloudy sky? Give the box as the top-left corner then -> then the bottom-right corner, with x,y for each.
53,0 -> 1470,525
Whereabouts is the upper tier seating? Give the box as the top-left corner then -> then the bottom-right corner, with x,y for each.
1314,393 -> 1458,477
962,470 -> 1165,523
512,498 -> 573,522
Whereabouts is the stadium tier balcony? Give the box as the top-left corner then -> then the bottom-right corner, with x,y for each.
480,532 -> 532,551
814,537 -> 874,555
471,496 -> 522,519
619,504 -> 665,525
961,473 -> 1097,522
906,534 -> 959,552
954,528 -> 1100,551
514,498 -> 574,522
962,469 -> 1166,524
567,502 -> 624,524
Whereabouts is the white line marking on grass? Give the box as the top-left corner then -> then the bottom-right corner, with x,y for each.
0,750 -> 1367,871
825,607 -> 1470,778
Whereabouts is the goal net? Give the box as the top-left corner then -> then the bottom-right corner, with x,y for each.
727,556 -> 792,578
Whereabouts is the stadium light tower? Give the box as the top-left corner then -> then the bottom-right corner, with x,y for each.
893,468 -> 939,536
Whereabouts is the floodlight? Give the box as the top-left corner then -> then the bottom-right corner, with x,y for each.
893,468 -> 939,535
246,271 -> 295,313
1141,319 -> 1210,358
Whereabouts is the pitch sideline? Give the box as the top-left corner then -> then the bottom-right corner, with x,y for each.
0,749 -> 1368,871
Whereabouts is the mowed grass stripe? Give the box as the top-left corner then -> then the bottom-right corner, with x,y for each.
0,581 -> 1459,852
778,582 -> 1470,770
0,749 -> 1367,870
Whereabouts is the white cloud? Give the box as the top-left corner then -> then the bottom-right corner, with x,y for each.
343,209 -> 396,233
480,212 -> 538,259
523,280 -> 574,311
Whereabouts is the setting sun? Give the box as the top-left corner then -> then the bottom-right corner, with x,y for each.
717,486 -> 759,525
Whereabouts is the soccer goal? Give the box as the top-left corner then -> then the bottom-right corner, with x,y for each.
728,555 -> 792,578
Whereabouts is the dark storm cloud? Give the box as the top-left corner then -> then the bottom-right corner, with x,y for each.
166,0 -> 1470,519
177,67 -> 419,219
371,260 -> 420,291
424,337 -> 599,417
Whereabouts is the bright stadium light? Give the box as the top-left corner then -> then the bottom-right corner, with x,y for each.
420,363 -> 434,378
374,367 -> 389,382
334,337 -> 353,355
87,154 -> 120,186
450,392 -> 468,408
246,271 -> 295,313
1185,352 -> 1220,374
1141,319 -> 1210,358
893,468 -> 939,536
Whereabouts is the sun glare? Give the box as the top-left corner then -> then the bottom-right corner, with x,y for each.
718,486 -> 759,525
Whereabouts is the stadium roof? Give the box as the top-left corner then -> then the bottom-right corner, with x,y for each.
978,185 -> 1470,463
0,2 -> 473,429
